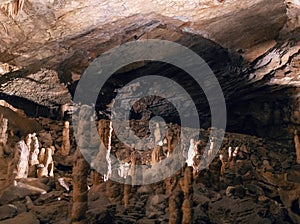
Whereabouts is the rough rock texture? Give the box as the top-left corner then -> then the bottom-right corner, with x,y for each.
60,121 -> 70,156
0,0 -> 300,224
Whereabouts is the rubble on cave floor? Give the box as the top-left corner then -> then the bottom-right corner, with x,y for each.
0,109 -> 299,224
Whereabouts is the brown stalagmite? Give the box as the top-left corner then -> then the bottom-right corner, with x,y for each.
38,148 -> 45,164
130,151 -> 142,185
123,176 -> 132,210
167,170 -> 183,224
98,119 -> 110,148
71,147 -> 90,224
181,166 -> 193,224
294,130 -> 300,164
72,105 -> 92,224
61,121 -> 71,156
219,154 -> 226,177
0,114 -> 8,158
151,146 -> 163,166
165,124 -> 180,157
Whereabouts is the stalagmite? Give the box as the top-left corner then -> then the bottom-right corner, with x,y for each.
104,121 -> 113,182
167,169 -> 184,224
130,151 -> 142,185
151,145 -> 163,165
228,147 -> 233,161
186,139 -> 195,167
219,154 -> 226,177
45,147 -> 54,177
233,147 -> 239,157
123,176 -> 132,210
154,122 -> 161,144
7,140 -> 30,183
97,119 -> 113,182
72,105 -> 92,223
166,124 -> 180,157
71,147 -> 90,224
0,114 -> 8,158
61,121 -> 71,156
294,130 -> 300,164
38,148 -> 45,164
180,165 -> 193,224
25,133 -> 32,151
28,133 -> 40,177
37,147 -> 54,177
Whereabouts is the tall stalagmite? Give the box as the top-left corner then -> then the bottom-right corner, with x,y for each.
61,121 -> 71,156
0,114 -> 8,158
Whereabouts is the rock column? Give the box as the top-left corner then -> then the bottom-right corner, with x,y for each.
181,166 -> 193,224
71,147 -> 90,224
294,130 -> 300,164
0,114 -> 8,158
7,140 -> 29,184
61,121 -> 71,156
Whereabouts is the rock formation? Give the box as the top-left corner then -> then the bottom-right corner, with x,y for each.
71,147 -> 90,224
28,133 -> 40,177
7,140 -> 29,182
61,121 -> 71,156
180,166 -> 193,224
294,130 -> 300,164
0,114 -> 8,158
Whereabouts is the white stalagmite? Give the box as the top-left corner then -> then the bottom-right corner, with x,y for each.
186,139 -> 195,166
28,133 -> 40,177
104,121 -> 113,182
228,147 -> 233,161
61,121 -> 71,156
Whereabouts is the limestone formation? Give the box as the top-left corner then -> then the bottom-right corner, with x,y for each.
165,124 -> 180,157
167,168 -> 184,224
186,139 -> 195,167
294,130 -> 300,164
7,140 -> 30,183
154,123 -> 161,144
219,154 -> 226,177
0,114 -> 8,158
38,148 -> 45,164
151,145 -> 163,165
61,121 -> 71,156
44,147 -> 54,177
180,166 -> 193,224
71,147 -> 90,224
28,133 -> 40,177
123,176 -> 132,210
130,151 -> 142,185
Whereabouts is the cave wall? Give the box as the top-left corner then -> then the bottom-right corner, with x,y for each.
0,0 -> 299,143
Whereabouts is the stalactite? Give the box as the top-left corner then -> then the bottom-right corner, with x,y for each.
61,121 -> 71,156
0,114 -> 8,158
